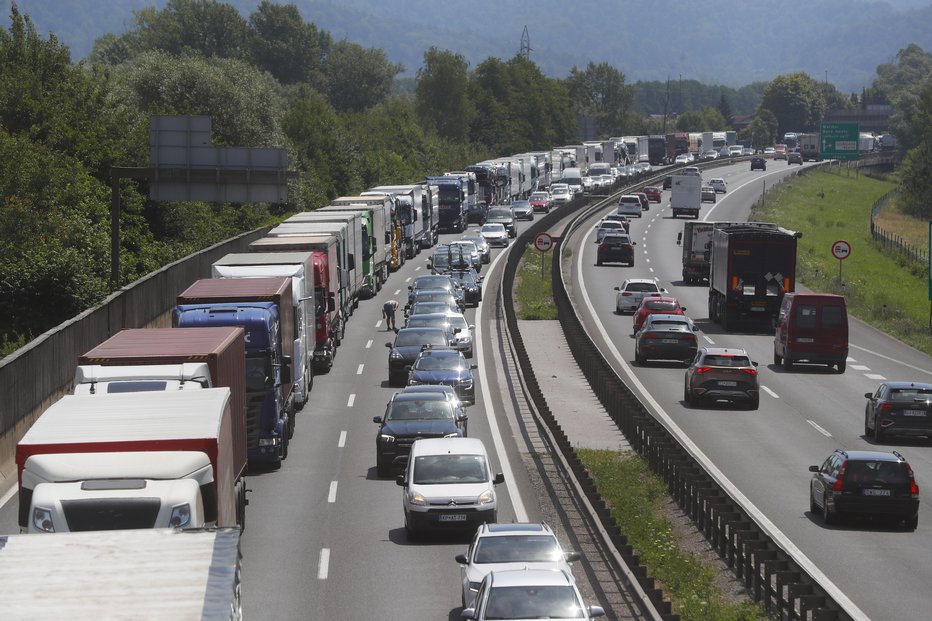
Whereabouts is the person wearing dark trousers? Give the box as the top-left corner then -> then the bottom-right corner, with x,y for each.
382,300 -> 399,331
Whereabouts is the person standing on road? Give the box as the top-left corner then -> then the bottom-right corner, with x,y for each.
382,299 -> 399,331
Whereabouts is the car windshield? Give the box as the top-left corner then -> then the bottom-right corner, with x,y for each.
406,316 -> 451,331
703,354 -> 751,367
531,193 -> 548,201
411,302 -> 454,315
473,535 -> 562,563
387,400 -> 453,421
625,283 -> 659,293
600,222 -> 623,230
414,276 -> 452,290
453,242 -> 477,254
245,355 -> 273,392
394,329 -> 447,348
489,209 -> 512,219
512,201 -> 530,209
413,292 -> 455,304
413,454 -> 488,484
414,354 -> 465,371
645,300 -> 677,311
481,224 -> 505,234
461,236 -> 486,247
484,585 -> 582,620
449,272 -> 476,287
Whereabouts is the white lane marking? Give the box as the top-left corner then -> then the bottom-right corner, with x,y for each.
849,342 -> 932,377
703,167 -> 805,220
394,289 -> 401,295
365,339 -> 373,349
415,266 -> 421,271
703,335 -> 715,344
347,394 -> 356,407
649,267 -> 654,273
846,356 -> 856,362
338,430 -> 347,447
405,277 -> 412,282
356,364 -> 365,375
865,373 -> 886,380
807,420 -> 833,437
850,364 -> 870,371
574,225 -> 869,620
645,258 -> 650,263
328,481 -> 338,503
475,247 -> 528,523
376,319 -> 383,328
761,385 -> 779,399
318,548 -> 330,579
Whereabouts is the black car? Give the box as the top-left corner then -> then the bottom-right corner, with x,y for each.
634,314 -> 699,365
385,328 -> 451,386
466,202 -> 489,225
864,382 -> 932,442
407,348 -> 477,403
407,274 -> 462,307
787,152 -> 803,165
596,233 -> 636,267
750,157 -> 766,171
373,392 -> 466,476
809,449 -> 919,529
487,207 -> 517,238
662,175 -> 673,190
447,270 -> 482,306
406,289 -> 465,315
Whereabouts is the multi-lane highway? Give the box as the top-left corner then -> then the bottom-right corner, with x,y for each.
568,159 -> 930,621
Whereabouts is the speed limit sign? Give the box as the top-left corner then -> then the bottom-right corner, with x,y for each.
533,232 -> 553,253
832,240 -> 851,260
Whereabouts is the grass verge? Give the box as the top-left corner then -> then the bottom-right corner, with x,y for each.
578,449 -> 765,621
749,168 -> 932,355
515,245 -> 561,319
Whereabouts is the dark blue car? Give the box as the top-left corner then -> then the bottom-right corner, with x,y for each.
407,348 -> 477,404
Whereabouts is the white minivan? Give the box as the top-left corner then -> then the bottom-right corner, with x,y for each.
397,437 -> 504,537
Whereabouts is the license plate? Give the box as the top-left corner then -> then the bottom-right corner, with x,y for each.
718,381 -> 737,387
662,339 -> 679,344
797,337 -> 814,343
863,489 -> 891,496
750,307 -> 766,312
438,513 -> 467,522
903,410 -> 928,417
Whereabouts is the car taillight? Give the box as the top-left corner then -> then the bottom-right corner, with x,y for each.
833,460 -> 847,492
642,332 -> 659,339
599,243 -> 609,250
622,292 -> 632,296
879,402 -> 893,411
741,368 -> 758,376
695,366 -> 712,374
685,334 -> 697,341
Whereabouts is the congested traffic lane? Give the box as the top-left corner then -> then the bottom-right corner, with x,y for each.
571,160 -> 932,620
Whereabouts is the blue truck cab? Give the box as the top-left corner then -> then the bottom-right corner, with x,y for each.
173,302 -> 292,468
427,175 -> 468,233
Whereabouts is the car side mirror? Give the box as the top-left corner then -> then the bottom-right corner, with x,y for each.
493,473 -> 504,485
588,606 -> 606,618
660,288 -> 667,292
461,608 -> 477,620
373,416 -> 383,424
458,415 -> 469,422
752,361 -> 759,367
385,342 -> 393,348
808,465 -> 820,473
565,551 -> 581,562
864,392 -> 872,399
470,364 -> 478,370
407,286 -> 413,290
469,324 -> 475,330
681,306 -> 687,312
632,241 -> 637,245
613,286 -> 620,291
693,326 -> 699,331
396,475 -> 406,487
455,553 -> 468,564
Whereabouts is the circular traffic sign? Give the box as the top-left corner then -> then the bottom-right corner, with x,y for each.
832,240 -> 851,260
533,232 -> 554,253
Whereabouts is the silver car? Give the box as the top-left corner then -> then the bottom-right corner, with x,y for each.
461,234 -> 491,263
479,223 -> 509,247
614,278 -> 666,314
463,568 -> 604,620
404,312 -> 474,358
449,240 -> 482,272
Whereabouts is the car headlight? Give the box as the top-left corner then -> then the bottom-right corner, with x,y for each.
33,507 -> 55,533
390,351 -> 404,360
169,503 -> 192,528
444,432 -> 461,438
379,434 -> 396,443
468,581 -> 482,593
458,335 -> 473,344
477,490 -> 495,505
407,378 -> 421,385
408,491 -> 428,506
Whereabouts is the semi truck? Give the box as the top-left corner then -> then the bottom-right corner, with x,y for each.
799,133 -> 819,160
637,136 -> 650,163
284,212 -> 365,301
321,198 -> 391,298
249,234 -> 342,372
708,223 -> 802,330
666,132 -> 689,162
211,251 -> 315,408
0,527 -> 242,618
427,175 -> 469,233
670,174 -> 701,219
16,388 -> 246,533
647,135 -> 667,165
677,221 -> 715,284
175,278 -> 296,466
365,184 -> 436,255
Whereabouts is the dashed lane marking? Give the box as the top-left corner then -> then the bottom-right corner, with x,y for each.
347,394 -> 355,407
865,373 -> 886,380
328,482 -> 338,503
356,364 -> 364,375
365,339 -> 373,349
318,548 -> 330,579
761,385 -> 779,399
807,420 -> 833,437
338,431 -> 347,448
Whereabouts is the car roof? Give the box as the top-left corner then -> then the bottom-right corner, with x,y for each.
396,327 -> 448,337
881,381 -> 932,390
623,278 -> 658,285
646,314 -> 689,321
700,347 -> 749,356
478,522 -> 552,536
410,436 -> 487,457
391,392 -> 449,404
833,449 -> 907,463
488,568 -> 573,588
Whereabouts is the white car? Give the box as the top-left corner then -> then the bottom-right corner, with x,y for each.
709,178 -> 727,193
398,437 -> 503,537
550,184 -> 572,204
581,176 -> 594,193
478,223 -> 509,247
455,523 -> 581,609
595,220 -> 626,242
728,145 -> 744,157
463,568 -> 605,621
674,153 -> 693,165
614,278 -> 666,314
616,195 -> 642,218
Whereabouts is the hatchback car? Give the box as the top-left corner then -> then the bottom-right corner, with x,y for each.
594,220 -> 626,243
463,568 -> 605,621
809,449 -> 919,529
750,157 -> 766,171
643,186 -> 662,203
455,523 -> 581,608
511,200 -> 534,221
662,175 -> 673,190
635,314 -> 699,366
614,278 -> 666,314
684,347 -> 759,409
864,382 -> 932,442
709,178 -> 727,193
486,208 -> 517,237
466,202 -> 488,225
600,213 -> 629,233
407,348 -> 477,403
617,195 -> 643,218
397,437 -> 504,537
787,152 -> 803,165
529,191 -> 552,213
402,384 -> 467,422
674,153 -> 692,165
597,233 -> 636,267
632,297 -> 687,335
479,223 -> 509,247
773,144 -> 788,159
374,392 -> 466,476
385,327 -> 451,386
700,186 -> 717,203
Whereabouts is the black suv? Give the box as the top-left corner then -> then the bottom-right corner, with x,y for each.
596,233 -> 636,266
750,157 -> 766,171
809,449 -> 919,529
864,381 -> 932,442
373,392 -> 466,476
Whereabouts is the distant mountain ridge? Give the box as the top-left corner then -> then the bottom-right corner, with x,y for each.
6,0 -> 932,93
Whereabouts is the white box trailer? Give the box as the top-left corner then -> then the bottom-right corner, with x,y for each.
670,174 -> 702,219
0,527 -> 242,619
365,184 -> 436,254
289,212 -> 367,300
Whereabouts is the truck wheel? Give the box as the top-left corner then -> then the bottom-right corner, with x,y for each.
236,480 -> 247,532
836,361 -> 846,373
720,305 -> 730,331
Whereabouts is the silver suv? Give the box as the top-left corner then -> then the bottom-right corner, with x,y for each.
614,278 -> 665,313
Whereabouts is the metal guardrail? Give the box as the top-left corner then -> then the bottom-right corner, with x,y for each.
499,165 -> 863,620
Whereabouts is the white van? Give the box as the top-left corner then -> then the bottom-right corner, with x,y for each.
397,437 -> 504,537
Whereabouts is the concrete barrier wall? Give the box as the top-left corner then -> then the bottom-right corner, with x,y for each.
0,227 -> 269,469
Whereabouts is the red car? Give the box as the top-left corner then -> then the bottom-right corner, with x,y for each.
529,191 -> 552,213
643,186 -> 662,203
635,192 -> 650,210
632,297 -> 687,335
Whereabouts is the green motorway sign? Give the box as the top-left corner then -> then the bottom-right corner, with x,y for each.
820,122 -> 860,161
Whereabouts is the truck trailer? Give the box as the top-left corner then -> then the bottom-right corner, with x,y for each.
708,223 -> 801,330
320,199 -> 390,298
670,174 -> 701,219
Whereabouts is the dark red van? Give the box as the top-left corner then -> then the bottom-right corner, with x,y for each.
773,293 -> 848,372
